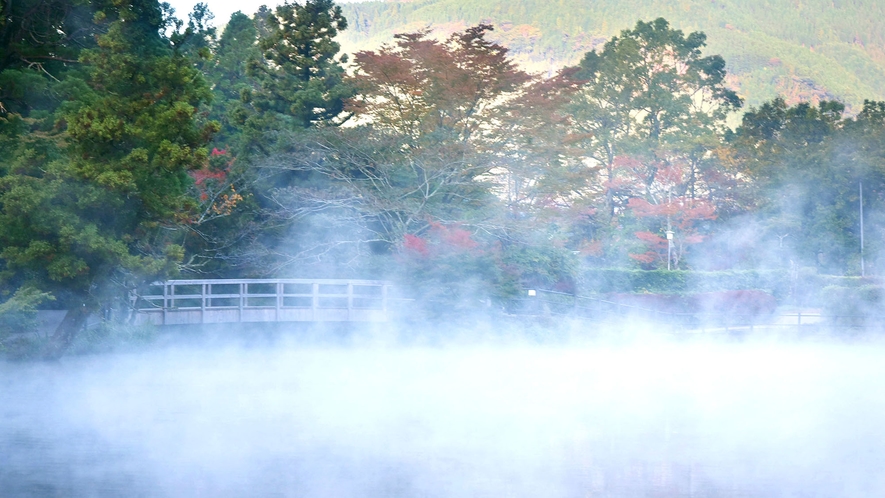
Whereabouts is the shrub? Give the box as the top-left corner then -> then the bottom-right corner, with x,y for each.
579,268 -> 881,305
579,269 -> 785,295
500,244 -> 579,294
820,285 -> 885,328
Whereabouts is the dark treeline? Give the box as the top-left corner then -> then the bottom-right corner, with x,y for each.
3,0 -> 885,352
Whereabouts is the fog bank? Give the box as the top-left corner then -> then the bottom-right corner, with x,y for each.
2,332 -> 885,496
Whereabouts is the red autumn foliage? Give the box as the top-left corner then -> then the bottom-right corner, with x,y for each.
191,168 -> 227,186
579,239 -> 604,257
439,225 -> 478,249
655,162 -> 683,186
189,152 -> 242,217
629,232 -> 666,264
627,196 -> 717,268
627,197 -> 716,223
635,231 -> 668,248
628,250 -> 659,264
347,24 -> 531,141
401,223 -> 481,259
403,233 -> 429,257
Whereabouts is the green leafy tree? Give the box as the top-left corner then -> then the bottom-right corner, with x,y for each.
565,18 -> 741,265
731,97 -> 883,273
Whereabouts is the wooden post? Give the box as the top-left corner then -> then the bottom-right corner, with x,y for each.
312,282 -> 319,321
239,282 -> 245,323
276,281 -> 282,322
347,282 -> 353,321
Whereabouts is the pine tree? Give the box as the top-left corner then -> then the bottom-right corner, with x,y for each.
244,0 -> 353,134
0,0 -> 217,357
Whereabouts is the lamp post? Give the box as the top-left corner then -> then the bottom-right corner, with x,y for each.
860,180 -> 865,277
666,187 -> 673,271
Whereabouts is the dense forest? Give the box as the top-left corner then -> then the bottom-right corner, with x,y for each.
3,0 -> 885,353
340,0 -> 885,110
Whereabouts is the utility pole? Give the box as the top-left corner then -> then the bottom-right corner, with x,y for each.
666,188 -> 673,271
860,180 -> 865,277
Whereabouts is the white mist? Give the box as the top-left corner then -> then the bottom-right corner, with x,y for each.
2,333 -> 884,496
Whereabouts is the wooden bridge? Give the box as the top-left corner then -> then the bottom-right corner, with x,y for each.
132,281 -> 869,331
135,279 -> 403,325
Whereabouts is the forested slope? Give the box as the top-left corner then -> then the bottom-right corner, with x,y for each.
340,0 -> 885,109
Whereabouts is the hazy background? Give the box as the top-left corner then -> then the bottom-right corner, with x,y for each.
3,329 -> 885,497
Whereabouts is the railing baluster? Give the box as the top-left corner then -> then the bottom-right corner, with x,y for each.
276,281 -> 282,322
138,278 -> 393,325
312,282 -> 319,321
347,282 -> 353,321
239,282 -> 244,323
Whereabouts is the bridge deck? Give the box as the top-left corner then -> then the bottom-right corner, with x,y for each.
136,279 -> 401,325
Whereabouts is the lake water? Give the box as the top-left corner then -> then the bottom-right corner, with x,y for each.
2,331 -> 884,497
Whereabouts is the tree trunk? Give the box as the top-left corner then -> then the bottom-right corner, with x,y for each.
42,306 -> 89,360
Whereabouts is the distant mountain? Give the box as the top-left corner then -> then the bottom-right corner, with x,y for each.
338,0 -> 885,111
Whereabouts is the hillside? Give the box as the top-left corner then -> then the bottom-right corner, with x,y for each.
338,0 -> 885,110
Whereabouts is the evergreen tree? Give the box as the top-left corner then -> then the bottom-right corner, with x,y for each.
0,0 -> 217,357
0,0 -> 98,150
243,0 -> 353,138
207,11 -> 261,149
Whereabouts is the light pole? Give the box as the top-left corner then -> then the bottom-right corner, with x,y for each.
860,180 -> 865,277
666,188 -> 673,271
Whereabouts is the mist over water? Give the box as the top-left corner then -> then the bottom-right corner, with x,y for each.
3,328 -> 885,497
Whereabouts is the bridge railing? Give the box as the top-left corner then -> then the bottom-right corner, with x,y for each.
517,289 -> 885,333
135,279 -> 401,325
